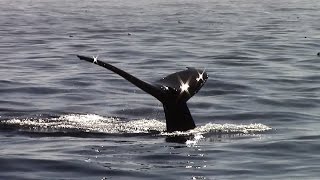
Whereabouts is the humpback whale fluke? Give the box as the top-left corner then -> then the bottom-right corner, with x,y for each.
77,55 -> 208,132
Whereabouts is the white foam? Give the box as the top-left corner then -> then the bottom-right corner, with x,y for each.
186,133 -> 204,147
161,123 -> 271,136
4,114 -> 271,136
5,114 -> 166,134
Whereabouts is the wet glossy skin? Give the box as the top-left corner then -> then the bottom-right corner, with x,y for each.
155,67 -> 208,103
77,55 -> 208,132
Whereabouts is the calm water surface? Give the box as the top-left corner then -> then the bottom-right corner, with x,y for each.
1,0 -> 320,179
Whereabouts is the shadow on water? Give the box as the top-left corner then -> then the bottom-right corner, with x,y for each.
165,135 -> 193,144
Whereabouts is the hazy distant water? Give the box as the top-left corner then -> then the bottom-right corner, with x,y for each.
1,0 -> 320,179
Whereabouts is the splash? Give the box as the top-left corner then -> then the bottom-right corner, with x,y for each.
2,114 -> 271,136
161,123 -> 271,136
3,114 -> 166,134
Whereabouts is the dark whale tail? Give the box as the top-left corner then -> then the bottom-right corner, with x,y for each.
77,55 -> 208,132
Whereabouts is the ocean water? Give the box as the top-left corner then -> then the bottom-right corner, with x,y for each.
1,0 -> 320,179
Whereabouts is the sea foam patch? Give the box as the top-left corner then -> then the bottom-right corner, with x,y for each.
2,114 -> 271,135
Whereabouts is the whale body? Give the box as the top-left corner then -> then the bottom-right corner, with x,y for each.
77,55 -> 208,132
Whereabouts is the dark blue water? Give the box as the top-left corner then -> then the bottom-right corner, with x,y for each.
1,0 -> 320,179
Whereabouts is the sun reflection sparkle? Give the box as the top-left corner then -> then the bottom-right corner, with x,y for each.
92,55 -> 99,64
180,81 -> 190,93
196,70 -> 205,82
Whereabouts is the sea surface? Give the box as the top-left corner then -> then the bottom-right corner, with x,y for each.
1,0 -> 320,179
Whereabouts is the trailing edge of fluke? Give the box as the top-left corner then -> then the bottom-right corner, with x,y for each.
77,55 -> 208,132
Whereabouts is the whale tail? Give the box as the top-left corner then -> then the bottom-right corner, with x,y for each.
77,55 -> 208,132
